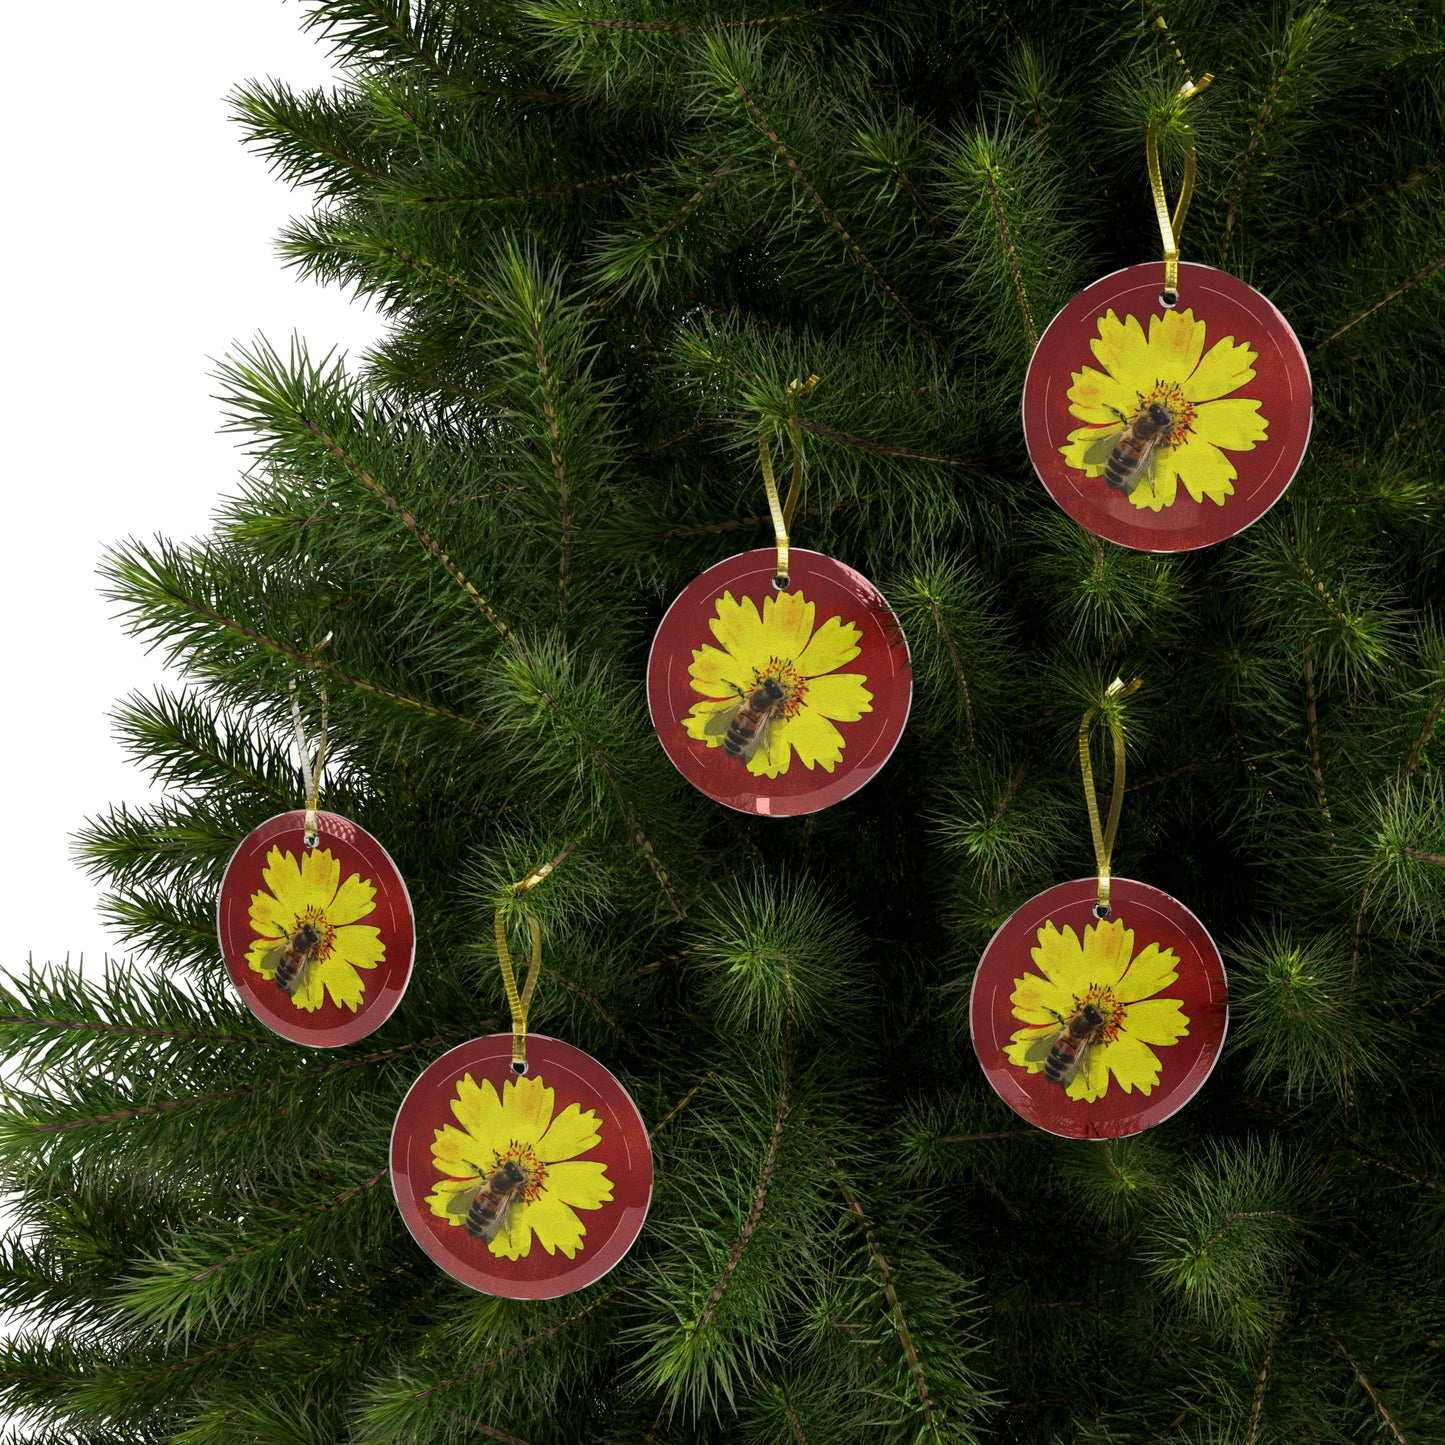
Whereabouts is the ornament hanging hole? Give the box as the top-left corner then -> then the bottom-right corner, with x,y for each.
1159,290 -> 1178,309
511,1059 -> 528,1075
1093,902 -> 1112,919
771,574 -> 789,591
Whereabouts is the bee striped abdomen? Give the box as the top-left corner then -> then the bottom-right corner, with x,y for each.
464,1159 -> 528,1240
721,677 -> 787,760
1104,436 -> 1149,490
1042,1002 -> 1106,1085
724,716 -> 760,756
1104,402 -> 1175,494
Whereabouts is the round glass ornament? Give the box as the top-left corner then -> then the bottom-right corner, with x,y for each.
647,547 -> 911,815
391,1034 -> 652,1298
1023,262 -> 1311,551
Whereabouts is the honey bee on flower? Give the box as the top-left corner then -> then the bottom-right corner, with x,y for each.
245,846 -> 384,1012
426,1072 -> 612,1261
682,588 -> 873,779
1061,307 -> 1269,513
1005,917 -> 1191,1102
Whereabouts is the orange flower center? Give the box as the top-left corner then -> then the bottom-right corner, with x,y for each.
1137,378 -> 1197,447
755,656 -> 806,721
492,1140 -> 547,1202
293,905 -> 336,960
1073,983 -> 1127,1046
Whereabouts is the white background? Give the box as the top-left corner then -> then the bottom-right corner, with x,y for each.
3,1 -> 380,975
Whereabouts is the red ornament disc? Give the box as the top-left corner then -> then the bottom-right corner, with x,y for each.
1022,262 -> 1311,552
390,1034 -> 652,1298
217,810 -> 415,1047
647,548 -> 912,815
970,878 -> 1228,1139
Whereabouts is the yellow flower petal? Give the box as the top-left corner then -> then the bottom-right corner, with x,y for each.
1009,971 -> 1074,1027
773,711 -> 844,774
1186,333 -> 1257,403
1067,364 -> 1136,425
1126,448 -> 1180,511
333,923 -> 384,971
1115,942 -> 1180,1004
500,1194 -> 584,1260
1029,920 -> 1086,992
502,1073 -> 556,1145
1090,309 -> 1151,383
745,724 -> 796,779
299,846 -> 341,911
762,588 -> 816,658
431,1122 -> 488,1177
1191,398 -> 1269,453
793,614 -> 862,677
248,888 -> 290,938
537,1102 -> 602,1164
1066,1040 -> 1111,1103
488,1202 -> 539,1261
451,1074 -> 505,1142
1101,1035 -> 1164,1095
328,872 -> 378,927
260,847 -> 303,909
1082,919 -> 1136,991
688,643 -> 750,700
1146,307 -> 1207,380
708,592 -> 771,674
1171,439 -> 1237,506
544,1159 -> 614,1211
1122,997 -> 1191,1047
801,672 -> 873,723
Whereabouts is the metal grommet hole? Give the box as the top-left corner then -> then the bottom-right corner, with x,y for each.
1159,290 -> 1178,309
511,1059 -> 528,1075
1093,902 -> 1111,919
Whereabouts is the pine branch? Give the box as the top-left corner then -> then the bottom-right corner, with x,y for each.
1312,252 -> 1445,352
1318,1314 -> 1411,1445
727,77 -> 946,360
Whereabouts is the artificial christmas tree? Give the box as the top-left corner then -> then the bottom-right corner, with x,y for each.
2,1 -> 1443,1440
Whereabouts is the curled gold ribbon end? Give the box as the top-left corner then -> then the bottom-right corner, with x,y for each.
1145,74 -> 1212,302
1079,678 -> 1143,915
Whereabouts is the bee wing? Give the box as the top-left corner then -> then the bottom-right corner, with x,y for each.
1021,1025 -> 1063,1068
476,1193 -> 516,1244
735,710 -> 773,762
1055,1036 -> 1094,1086
1080,424 -> 1126,472
444,1179 -> 483,1217
700,696 -> 744,738
1133,437 -> 1167,498
278,956 -> 312,999
258,940 -> 288,972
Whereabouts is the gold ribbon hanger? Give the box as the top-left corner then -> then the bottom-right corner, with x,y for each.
288,634 -> 332,849
758,374 -> 819,589
1146,50 -> 1213,305
494,902 -> 543,1073
492,839 -> 588,1072
1078,677 -> 1143,916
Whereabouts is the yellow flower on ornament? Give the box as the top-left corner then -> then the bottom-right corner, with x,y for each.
1060,307 -> 1269,512
245,846 -> 385,1012
426,1072 -> 613,1261
1003,916 -> 1190,1103
682,588 -> 873,779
